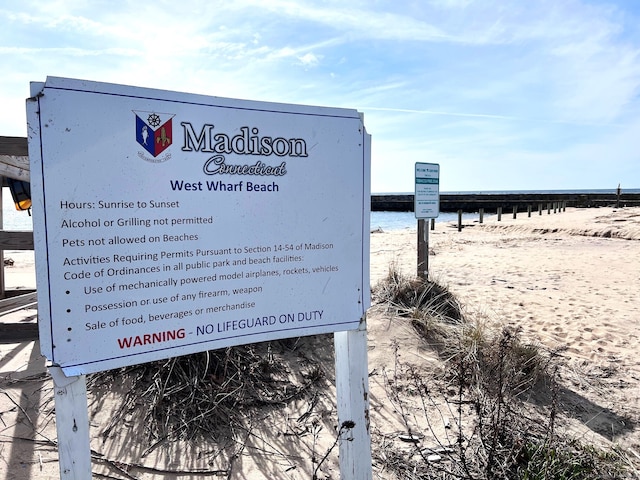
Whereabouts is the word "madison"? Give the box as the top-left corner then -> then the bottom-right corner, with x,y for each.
181,124 -> 308,158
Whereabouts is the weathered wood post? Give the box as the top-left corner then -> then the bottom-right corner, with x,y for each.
457,210 -> 462,232
430,218 -> 435,231
479,208 -> 484,224
417,218 -> 429,279
50,368 -> 92,480
512,206 -> 517,219
334,321 -> 373,480
538,203 -> 543,215
617,184 -> 621,208
527,205 -> 532,217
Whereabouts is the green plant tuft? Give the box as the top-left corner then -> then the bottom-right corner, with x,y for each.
373,264 -> 631,479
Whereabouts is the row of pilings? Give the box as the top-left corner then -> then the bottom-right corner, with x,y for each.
371,192 -> 640,212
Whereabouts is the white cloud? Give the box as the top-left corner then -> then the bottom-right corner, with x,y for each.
297,52 -> 321,67
1,0 -> 640,191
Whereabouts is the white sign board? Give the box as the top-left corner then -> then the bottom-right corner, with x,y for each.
414,162 -> 440,219
28,77 -> 370,375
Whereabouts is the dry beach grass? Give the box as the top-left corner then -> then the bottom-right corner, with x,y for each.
1,206 -> 640,478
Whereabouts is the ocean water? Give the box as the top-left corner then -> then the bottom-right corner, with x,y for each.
5,188 -> 635,233
369,211 -> 468,231
1,197 -> 426,232
0,190 -> 461,234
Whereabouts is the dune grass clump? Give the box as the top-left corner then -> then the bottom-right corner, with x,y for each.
88,337 -> 330,449
374,267 -> 464,325
373,266 -> 631,479
374,266 -> 548,394
374,266 -> 465,351
514,439 -> 628,480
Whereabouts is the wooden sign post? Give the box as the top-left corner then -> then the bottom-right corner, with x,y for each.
49,367 -> 92,479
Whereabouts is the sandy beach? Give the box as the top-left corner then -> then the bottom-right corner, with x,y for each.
1,206 -> 640,478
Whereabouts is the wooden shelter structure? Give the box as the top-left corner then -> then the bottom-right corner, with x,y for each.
0,136 -> 37,340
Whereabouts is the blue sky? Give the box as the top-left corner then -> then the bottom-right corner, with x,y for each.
1,0 -> 639,193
